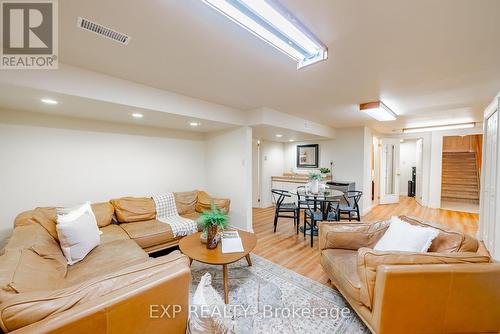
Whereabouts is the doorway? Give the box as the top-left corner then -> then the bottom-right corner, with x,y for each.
379,138 -> 401,204
440,134 -> 482,213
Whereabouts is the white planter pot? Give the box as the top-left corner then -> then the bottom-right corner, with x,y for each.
310,179 -> 319,193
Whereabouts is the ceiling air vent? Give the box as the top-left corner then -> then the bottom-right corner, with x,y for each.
77,17 -> 130,45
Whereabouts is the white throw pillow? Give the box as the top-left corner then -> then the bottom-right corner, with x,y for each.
374,216 -> 439,252
56,202 -> 100,265
188,273 -> 234,334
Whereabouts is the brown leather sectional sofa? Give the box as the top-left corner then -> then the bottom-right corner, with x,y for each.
0,190 -> 230,334
319,215 -> 500,334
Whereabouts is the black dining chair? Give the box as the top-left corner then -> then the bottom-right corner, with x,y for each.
271,189 -> 299,233
302,195 -> 340,247
339,190 -> 363,221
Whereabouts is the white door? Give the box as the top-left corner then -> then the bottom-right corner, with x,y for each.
415,138 -> 424,205
380,138 -> 401,204
483,110 -> 498,251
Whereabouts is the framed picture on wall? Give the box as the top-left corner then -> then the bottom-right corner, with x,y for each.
296,144 -> 319,168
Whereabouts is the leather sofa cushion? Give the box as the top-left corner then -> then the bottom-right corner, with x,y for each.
0,237 -> 67,294
321,249 -> 361,303
99,224 -> 130,244
14,208 -> 59,241
14,203 -> 115,240
110,197 -> 156,223
120,219 -> 179,249
92,202 -> 115,227
319,221 -> 390,251
195,191 -> 230,213
357,247 -> 491,310
174,190 -> 198,215
3,224 -> 55,252
65,239 -> 149,285
181,211 -> 201,221
399,216 -> 479,253
0,251 -> 188,333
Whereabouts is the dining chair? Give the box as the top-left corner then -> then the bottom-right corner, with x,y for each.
302,195 -> 340,247
339,190 -> 363,221
295,185 -> 310,226
271,189 -> 299,233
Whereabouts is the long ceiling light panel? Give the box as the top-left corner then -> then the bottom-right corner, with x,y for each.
402,122 -> 476,134
201,0 -> 328,69
359,101 -> 397,121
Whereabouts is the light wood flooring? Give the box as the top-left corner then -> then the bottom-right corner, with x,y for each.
252,196 -> 480,286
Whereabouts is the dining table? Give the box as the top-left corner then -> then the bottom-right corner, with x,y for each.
291,186 -> 345,236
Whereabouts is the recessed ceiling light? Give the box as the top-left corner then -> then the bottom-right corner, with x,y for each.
189,122 -> 201,127
41,98 -> 58,105
359,101 -> 397,121
275,134 -> 283,138
201,0 -> 327,69
402,122 -> 475,134
132,113 -> 143,119
289,139 -> 295,142
400,139 -> 404,143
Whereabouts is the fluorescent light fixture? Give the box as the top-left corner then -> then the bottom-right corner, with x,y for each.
41,98 -> 58,105
189,122 -> 201,127
201,0 -> 327,69
402,122 -> 475,134
359,101 -> 397,121
131,113 -> 143,119
275,134 -> 283,138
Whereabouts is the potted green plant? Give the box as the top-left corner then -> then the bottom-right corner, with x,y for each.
320,167 -> 331,178
198,202 -> 229,249
308,171 -> 322,194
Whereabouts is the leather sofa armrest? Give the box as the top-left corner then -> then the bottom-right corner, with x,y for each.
356,248 -> 490,310
2,252 -> 191,334
370,262 -> 500,334
195,191 -> 230,214
318,221 -> 389,251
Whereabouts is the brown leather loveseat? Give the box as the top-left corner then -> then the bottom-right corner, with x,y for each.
319,215 -> 500,334
0,190 -> 230,333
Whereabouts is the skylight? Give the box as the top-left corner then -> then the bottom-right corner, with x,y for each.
201,0 -> 328,69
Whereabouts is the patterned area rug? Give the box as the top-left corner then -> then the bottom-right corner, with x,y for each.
190,254 -> 370,334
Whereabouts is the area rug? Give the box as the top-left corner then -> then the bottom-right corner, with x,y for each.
190,254 -> 370,334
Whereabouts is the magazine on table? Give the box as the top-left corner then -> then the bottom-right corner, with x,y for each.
221,230 -> 244,253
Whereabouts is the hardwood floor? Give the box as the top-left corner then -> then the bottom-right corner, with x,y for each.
252,196 -> 480,286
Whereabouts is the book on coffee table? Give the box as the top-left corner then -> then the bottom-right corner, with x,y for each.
221,231 -> 244,253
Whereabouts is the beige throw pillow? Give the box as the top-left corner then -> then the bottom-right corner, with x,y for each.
56,202 -> 100,265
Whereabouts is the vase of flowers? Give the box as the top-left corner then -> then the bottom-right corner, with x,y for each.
198,202 -> 229,249
308,171 -> 322,194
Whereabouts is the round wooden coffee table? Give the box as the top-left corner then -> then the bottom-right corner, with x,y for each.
179,230 -> 257,304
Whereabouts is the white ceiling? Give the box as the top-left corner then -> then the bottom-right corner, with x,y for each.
0,84 -> 235,132
252,124 -> 326,143
56,0 -> 500,133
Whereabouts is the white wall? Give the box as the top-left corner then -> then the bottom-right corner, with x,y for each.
259,140 -> 285,208
362,127 -> 374,213
399,140 -> 417,195
206,127 -> 253,232
284,127 -> 370,213
0,111 -> 207,248
252,140 -> 261,208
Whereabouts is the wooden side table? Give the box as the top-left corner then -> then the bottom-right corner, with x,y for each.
178,230 -> 257,304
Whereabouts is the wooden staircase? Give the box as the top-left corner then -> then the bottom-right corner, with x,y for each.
441,152 -> 480,204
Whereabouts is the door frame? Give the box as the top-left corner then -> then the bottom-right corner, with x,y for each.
379,138 -> 401,204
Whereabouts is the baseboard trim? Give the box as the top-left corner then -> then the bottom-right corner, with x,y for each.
362,205 -> 374,216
